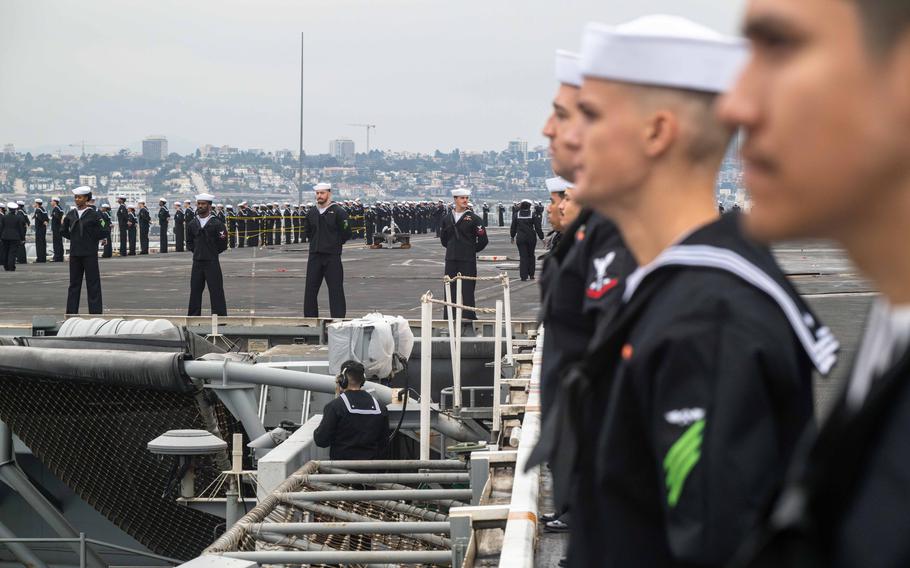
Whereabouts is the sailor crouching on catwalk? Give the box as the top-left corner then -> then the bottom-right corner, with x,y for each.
186,193 -> 228,316
313,361 -> 390,460
552,16 -> 838,567
510,199 -> 544,281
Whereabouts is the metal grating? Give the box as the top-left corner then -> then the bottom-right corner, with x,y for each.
0,373 -> 239,560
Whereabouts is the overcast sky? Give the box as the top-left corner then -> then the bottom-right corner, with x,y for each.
1,0 -> 747,155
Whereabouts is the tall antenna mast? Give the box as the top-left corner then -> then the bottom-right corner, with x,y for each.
298,32 -> 304,205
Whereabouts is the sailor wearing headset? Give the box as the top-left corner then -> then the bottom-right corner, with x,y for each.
313,360 -> 390,460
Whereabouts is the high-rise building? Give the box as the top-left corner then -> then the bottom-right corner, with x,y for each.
142,136 -> 168,161
329,139 -> 356,163
508,140 -> 528,162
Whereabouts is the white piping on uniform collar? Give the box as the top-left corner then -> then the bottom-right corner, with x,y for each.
339,392 -> 382,415
623,244 -> 838,375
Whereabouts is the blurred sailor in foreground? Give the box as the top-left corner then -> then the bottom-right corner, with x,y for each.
304,182 -> 351,318
558,16 -> 837,566
186,193 -> 228,316
314,361 -> 390,460
62,186 -> 106,314
718,0 -> 910,566
439,188 -> 488,321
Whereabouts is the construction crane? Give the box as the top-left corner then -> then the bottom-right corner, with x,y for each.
347,123 -> 376,154
68,140 -> 121,157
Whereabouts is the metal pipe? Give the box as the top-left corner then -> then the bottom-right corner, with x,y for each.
316,460 -> 467,470
455,278 -> 463,409
444,277 -> 459,409
248,521 -> 450,535
220,550 -> 452,565
302,473 -> 469,484
0,519 -> 50,568
420,296 -> 432,460
281,488 -> 472,502
493,300 -> 503,438
289,500 -> 448,530
503,275 -> 514,365
0,423 -> 106,568
302,481 -> 469,509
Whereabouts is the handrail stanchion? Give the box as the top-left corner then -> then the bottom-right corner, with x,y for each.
493,299 -> 503,442
444,276 -> 461,410
455,275 -> 463,409
420,293 -> 433,460
502,273 -> 514,365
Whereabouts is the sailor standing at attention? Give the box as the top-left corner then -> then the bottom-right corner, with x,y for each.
439,188 -> 488,320
99,204 -> 113,258
173,202 -> 185,252
185,193 -> 228,316
50,198 -> 65,262
0,202 -> 26,271
304,183 -> 351,318
125,204 -> 138,256
137,200 -> 151,254
558,17 -> 836,566
33,198 -> 48,263
116,195 -> 128,257
510,199 -> 544,281
157,198 -> 170,253
62,187 -> 106,314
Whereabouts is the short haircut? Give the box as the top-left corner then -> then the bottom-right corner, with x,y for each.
853,0 -> 910,52
340,360 -> 366,386
631,84 -> 734,166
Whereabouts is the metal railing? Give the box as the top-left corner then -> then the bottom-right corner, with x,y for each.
0,534 -> 181,568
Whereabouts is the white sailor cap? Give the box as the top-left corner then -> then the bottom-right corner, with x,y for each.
580,15 -> 747,94
451,188 -> 471,197
314,182 -> 332,191
34,198 -> 43,204
226,204 -> 234,209
555,50 -> 582,88
195,193 -> 215,202
73,186 -> 92,196
216,203 -> 223,207
51,197 -> 60,202
6,202 -> 18,209
184,199 -> 192,203
101,203 -> 111,209
16,200 -> 24,206
159,197 -> 167,202
545,177 -> 573,192
239,201 -> 248,206
116,194 -> 126,200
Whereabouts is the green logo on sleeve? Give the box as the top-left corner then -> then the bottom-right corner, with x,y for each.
663,419 -> 705,508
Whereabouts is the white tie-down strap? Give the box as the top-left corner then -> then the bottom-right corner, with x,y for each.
340,392 -> 382,415
623,244 -> 839,376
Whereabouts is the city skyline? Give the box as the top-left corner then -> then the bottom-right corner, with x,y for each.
2,0 -> 747,155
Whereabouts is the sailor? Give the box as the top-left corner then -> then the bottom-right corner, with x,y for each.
544,178 -> 567,250
14,201 -> 28,264
33,198 -> 48,263
283,202 -> 293,245
158,198 -> 170,253
718,1 -> 910,566
553,17 -> 835,566
62,187 -> 106,314
185,193 -> 228,316
236,201 -> 248,248
718,201 -> 726,215
99,204 -> 113,258
50,197 -> 65,262
173,202 -> 185,252
116,195 -> 128,257
137,200 -> 151,254
365,205 -> 376,246
125,204 -> 137,256
290,204 -> 300,244
439,188 -> 488,320
0,202 -> 26,271
225,205 -> 237,248
313,361 -> 390,460
510,199 -> 544,281
497,202 -> 505,226
183,199 -> 195,229
304,182 -> 351,318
